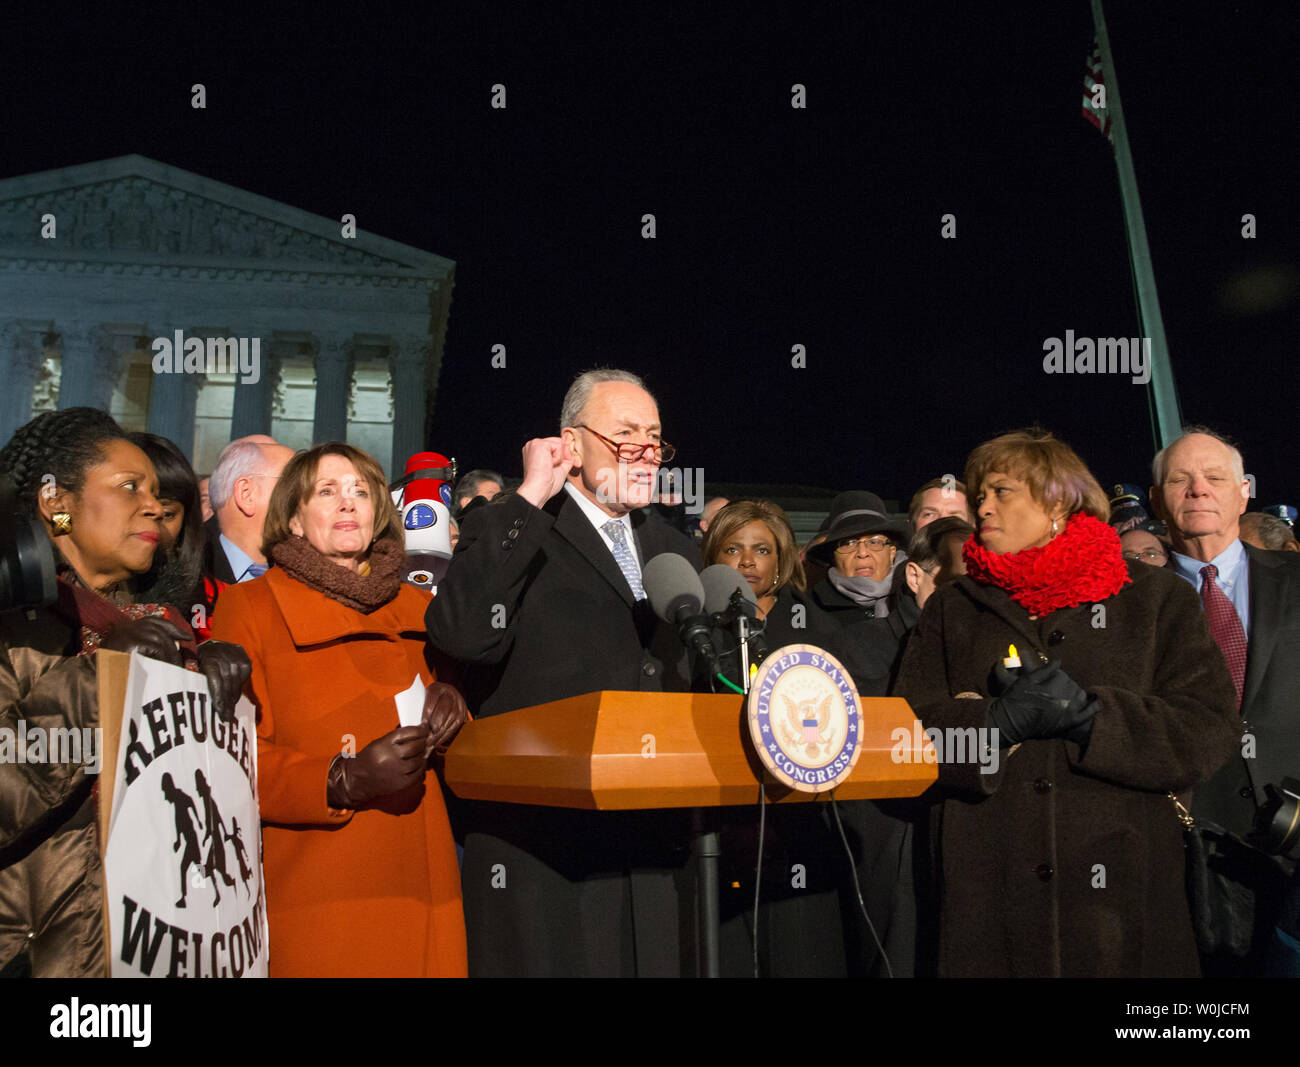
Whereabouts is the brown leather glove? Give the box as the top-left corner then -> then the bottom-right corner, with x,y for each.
197,640 -> 252,723
100,617 -> 187,666
423,681 -> 469,758
327,725 -> 429,810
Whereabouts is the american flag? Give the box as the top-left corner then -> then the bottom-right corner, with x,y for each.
1082,40 -> 1112,141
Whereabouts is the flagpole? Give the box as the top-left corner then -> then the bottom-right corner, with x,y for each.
1090,0 -> 1183,448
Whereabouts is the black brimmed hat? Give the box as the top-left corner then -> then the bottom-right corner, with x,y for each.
808,491 -> 911,564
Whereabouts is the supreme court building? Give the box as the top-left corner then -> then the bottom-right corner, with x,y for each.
0,155 -> 454,477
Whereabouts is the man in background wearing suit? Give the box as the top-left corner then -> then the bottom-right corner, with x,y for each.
1151,427 -> 1300,975
426,368 -> 700,976
204,434 -> 293,584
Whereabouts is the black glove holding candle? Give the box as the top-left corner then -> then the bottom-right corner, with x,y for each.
987,645 -> 1097,747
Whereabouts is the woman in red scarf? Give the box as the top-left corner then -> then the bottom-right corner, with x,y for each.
895,428 -> 1239,977
0,409 -> 250,977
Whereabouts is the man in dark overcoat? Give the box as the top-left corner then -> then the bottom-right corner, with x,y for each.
1151,428 -> 1300,975
426,368 -> 700,976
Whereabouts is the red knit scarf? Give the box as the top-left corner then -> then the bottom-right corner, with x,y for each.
962,512 -> 1131,616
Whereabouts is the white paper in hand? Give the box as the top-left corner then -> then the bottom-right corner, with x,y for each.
395,674 -> 425,728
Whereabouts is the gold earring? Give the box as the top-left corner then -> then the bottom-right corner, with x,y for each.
52,512 -> 72,535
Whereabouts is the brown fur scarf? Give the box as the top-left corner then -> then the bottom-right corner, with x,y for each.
270,533 -> 405,614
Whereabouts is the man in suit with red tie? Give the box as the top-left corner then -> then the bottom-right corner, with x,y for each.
1152,427 -> 1300,975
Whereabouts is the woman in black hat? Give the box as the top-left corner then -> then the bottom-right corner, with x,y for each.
803,492 -> 922,977
808,491 -> 914,694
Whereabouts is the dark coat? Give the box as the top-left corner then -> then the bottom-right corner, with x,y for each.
203,514 -> 237,585
1191,544 -> 1300,973
705,585 -> 854,692
428,490 -> 698,718
1193,545 -> 1300,836
426,488 -> 701,976
810,573 -> 918,697
703,586 -> 885,976
704,585 -> 917,976
894,559 -> 1239,977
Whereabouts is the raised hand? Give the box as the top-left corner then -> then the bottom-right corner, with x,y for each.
517,437 -> 574,509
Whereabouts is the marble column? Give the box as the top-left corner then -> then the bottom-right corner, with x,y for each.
312,337 -> 352,445
146,330 -> 201,460
0,321 -> 48,445
228,332 -> 277,440
56,324 -> 121,411
389,337 -> 430,476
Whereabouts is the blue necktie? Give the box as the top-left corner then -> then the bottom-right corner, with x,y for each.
244,563 -> 268,580
601,520 -> 645,601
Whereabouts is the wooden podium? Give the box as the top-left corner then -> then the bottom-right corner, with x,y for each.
445,690 -> 936,976
444,690 -> 937,809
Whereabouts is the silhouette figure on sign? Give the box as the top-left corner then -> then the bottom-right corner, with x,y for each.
195,769 -> 237,906
161,773 -> 203,908
226,817 -> 254,895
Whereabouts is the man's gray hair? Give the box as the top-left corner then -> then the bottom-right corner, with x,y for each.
1151,424 -> 1246,486
560,368 -> 654,431
208,440 -> 272,510
1240,512 -> 1297,550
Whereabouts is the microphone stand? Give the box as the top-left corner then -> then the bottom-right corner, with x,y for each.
695,593 -> 762,978
738,613 -> 750,691
695,626 -> 725,977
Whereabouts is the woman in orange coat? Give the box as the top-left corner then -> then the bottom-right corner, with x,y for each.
211,442 -> 467,977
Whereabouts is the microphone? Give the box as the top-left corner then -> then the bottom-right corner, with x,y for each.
699,563 -> 771,670
642,553 -> 718,669
700,564 -> 759,620
391,452 -> 457,592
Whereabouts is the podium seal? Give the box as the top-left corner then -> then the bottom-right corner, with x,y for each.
746,643 -> 862,793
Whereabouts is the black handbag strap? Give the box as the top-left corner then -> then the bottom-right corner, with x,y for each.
1239,717 -> 1266,807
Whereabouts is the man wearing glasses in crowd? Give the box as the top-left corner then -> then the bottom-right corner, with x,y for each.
426,367 -> 701,977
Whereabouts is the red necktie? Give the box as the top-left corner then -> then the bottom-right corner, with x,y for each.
1200,564 -> 1247,707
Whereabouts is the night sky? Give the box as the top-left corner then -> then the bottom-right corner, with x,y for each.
8,2 -> 1298,507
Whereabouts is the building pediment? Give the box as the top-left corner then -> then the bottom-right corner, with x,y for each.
0,155 -> 452,279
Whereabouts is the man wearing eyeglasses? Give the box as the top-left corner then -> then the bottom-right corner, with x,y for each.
1119,526 -> 1170,568
426,368 -> 701,977
204,434 -> 294,583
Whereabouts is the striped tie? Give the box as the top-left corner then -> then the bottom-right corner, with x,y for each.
1200,564 -> 1247,706
602,520 -> 645,601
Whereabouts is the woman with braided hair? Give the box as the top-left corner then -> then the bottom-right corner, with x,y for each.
0,409 -> 250,976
